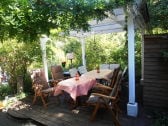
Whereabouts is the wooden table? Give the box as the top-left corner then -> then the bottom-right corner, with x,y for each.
82,69 -> 113,81
54,76 -> 96,101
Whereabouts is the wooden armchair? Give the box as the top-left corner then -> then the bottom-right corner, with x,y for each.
109,64 -> 120,70
121,67 -> 127,82
69,67 -> 78,77
31,69 -> 55,108
108,66 -> 120,88
50,65 -> 66,86
91,66 -> 120,95
78,66 -> 87,75
86,71 -> 122,126
99,64 -> 110,69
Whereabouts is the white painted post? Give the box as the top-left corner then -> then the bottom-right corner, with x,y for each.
127,11 -> 138,117
40,35 -> 50,84
80,37 -> 86,67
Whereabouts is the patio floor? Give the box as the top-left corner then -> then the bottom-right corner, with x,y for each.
4,94 -> 153,126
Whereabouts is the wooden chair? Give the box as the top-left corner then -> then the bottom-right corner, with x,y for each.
78,66 -> 87,75
109,64 -> 120,70
121,67 -> 127,81
86,71 -> 123,126
31,69 -> 55,108
50,65 -> 66,86
99,64 -> 110,69
118,66 -> 127,93
69,68 -> 78,77
98,66 -> 127,97
108,66 -> 120,88
91,66 -> 120,95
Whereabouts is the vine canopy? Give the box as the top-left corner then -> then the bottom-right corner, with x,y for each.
0,0 -> 133,42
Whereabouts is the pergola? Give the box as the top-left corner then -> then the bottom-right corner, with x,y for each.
69,7 -> 126,67
69,0 -> 148,117
41,0 -> 149,117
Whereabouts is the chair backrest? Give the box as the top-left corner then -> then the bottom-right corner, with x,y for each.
122,66 -> 127,79
31,69 -> 49,89
109,68 -> 127,98
109,67 -> 120,88
109,64 -> 120,70
78,66 -> 87,75
50,65 -> 64,80
109,70 -> 122,98
99,64 -> 109,69
69,68 -> 78,77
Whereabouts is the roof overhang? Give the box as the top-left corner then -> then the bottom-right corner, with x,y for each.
69,7 -> 126,38
68,0 -> 149,38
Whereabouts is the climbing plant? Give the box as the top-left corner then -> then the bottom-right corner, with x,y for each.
0,0 -> 133,42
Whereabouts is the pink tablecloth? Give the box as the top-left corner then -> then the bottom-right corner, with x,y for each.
54,76 -> 96,101
82,69 -> 113,81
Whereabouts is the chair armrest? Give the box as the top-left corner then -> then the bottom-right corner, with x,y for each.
95,83 -> 113,90
42,87 -> 55,93
92,83 -> 112,95
91,93 -> 116,100
49,79 -> 63,87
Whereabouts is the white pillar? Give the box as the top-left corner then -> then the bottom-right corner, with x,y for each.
80,37 -> 86,67
127,11 -> 138,117
40,35 -> 50,84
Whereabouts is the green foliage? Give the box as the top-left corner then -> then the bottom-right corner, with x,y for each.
63,37 -> 82,68
1,0 -> 168,41
148,0 -> 168,33
0,0 -> 133,42
86,35 -> 106,69
109,45 -> 128,68
50,32 -> 130,71
23,72 -> 33,94
153,112 -> 168,126
135,33 -> 142,80
0,84 -> 12,100
0,39 -> 41,93
59,32 -> 141,80
85,33 -> 128,70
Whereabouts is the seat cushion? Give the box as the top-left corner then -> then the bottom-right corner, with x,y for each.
42,87 -> 54,93
87,94 -> 108,103
78,66 -> 87,75
69,68 -> 78,77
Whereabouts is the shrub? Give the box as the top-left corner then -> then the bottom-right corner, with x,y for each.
23,72 -> 33,94
0,84 -> 13,100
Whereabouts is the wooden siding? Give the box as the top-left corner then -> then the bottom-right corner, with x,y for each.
143,34 -> 168,111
